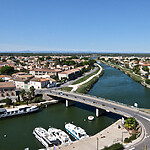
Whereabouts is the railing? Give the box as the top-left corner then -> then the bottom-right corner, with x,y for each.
48,90 -> 134,117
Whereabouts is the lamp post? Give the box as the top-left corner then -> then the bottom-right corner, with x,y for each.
97,137 -> 99,150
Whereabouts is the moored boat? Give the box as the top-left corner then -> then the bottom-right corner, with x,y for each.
65,123 -> 89,140
48,127 -> 72,145
0,105 -> 39,118
33,127 -> 61,148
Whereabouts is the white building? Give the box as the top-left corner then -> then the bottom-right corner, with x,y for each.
30,78 -> 50,89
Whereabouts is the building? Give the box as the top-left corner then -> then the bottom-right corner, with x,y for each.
30,78 -> 50,89
12,75 -> 34,89
58,68 -> 80,80
0,82 -> 17,101
0,75 -> 11,81
29,68 -> 61,76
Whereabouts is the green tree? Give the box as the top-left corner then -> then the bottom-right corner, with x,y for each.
30,86 -> 35,98
71,55 -> 78,59
20,89 -> 26,101
145,79 -> 150,85
46,56 -> 51,60
0,66 -> 15,75
142,66 -> 149,72
27,91 -> 32,100
1,98 -> 12,106
124,117 -> 137,130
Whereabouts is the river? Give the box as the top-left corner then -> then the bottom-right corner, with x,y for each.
89,63 -> 150,109
1,63 -> 150,150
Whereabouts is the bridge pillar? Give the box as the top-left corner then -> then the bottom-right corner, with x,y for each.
66,100 -> 75,107
96,108 -> 100,117
96,108 -> 105,117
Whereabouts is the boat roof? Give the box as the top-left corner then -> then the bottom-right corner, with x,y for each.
17,105 -> 29,109
7,108 -> 19,112
0,108 -> 6,112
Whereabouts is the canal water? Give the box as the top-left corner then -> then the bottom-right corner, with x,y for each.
1,63 -> 150,150
89,63 -> 150,109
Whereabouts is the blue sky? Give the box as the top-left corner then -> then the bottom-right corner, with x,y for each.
0,0 -> 150,53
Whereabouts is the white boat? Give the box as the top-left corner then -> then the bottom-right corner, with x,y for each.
48,127 -> 72,145
0,105 -> 39,118
65,123 -> 89,140
33,127 -> 61,148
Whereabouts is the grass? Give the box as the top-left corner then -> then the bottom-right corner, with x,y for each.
60,87 -> 73,92
72,67 -> 100,85
101,61 -> 143,83
76,68 -> 104,93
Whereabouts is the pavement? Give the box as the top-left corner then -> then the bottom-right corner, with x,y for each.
51,119 -> 130,150
47,90 -> 150,150
69,63 -> 103,92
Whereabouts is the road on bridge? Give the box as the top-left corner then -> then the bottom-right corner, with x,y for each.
47,90 -> 150,150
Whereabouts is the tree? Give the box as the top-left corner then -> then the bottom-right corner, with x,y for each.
71,55 -> 78,59
1,98 -> 12,106
145,79 -> 150,85
142,66 -> 149,72
0,66 -> 15,75
20,89 -> 26,101
46,56 -> 51,60
27,91 -> 32,100
124,117 -> 137,130
30,86 -> 35,98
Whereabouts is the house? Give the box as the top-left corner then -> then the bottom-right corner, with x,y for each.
30,78 -> 50,89
0,75 -> 11,81
12,75 -> 34,89
58,68 -> 80,80
29,68 -> 61,76
47,78 -> 56,87
58,70 -> 74,80
35,73 -> 55,79
0,82 -> 17,101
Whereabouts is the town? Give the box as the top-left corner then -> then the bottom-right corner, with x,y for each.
0,54 -> 96,107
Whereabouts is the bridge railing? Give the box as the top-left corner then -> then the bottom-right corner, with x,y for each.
70,91 -> 139,111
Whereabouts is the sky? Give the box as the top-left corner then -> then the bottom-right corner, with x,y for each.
0,0 -> 150,53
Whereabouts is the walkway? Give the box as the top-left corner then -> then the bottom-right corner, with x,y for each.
69,63 -> 103,92
52,119 -> 130,150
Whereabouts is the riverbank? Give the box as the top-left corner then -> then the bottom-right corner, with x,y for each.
51,119 -> 130,150
69,63 -> 104,93
101,61 -> 150,89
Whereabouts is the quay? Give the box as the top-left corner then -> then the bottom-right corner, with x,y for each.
49,119 -> 130,150
42,90 -> 150,150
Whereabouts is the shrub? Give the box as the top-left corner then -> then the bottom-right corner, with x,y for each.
102,143 -> 124,150
129,134 -> 136,141
146,79 -> 150,85
1,98 -> 12,106
124,137 -> 131,143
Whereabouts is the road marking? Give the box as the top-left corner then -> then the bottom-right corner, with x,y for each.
137,114 -> 150,122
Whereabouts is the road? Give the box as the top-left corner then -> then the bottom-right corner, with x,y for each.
46,90 -> 150,150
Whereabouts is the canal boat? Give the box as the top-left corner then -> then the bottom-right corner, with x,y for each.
65,123 -> 89,140
33,127 -> 61,148
0,105 -> 39,118
48,127 -> 72,145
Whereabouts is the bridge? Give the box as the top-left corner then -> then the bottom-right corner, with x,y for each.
42,90 -> 150,150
